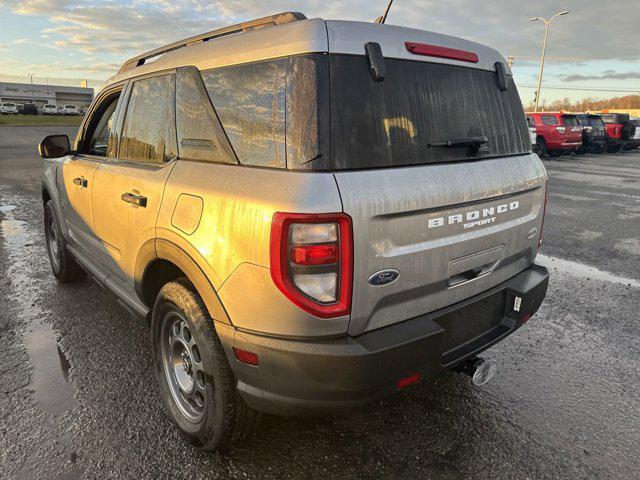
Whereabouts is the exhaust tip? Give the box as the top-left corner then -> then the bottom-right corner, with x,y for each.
471,359 -> 497,386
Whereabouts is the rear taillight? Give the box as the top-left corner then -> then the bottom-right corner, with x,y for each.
538,183 -> 548,249
555,126 -> 566,134
270,212 -> 353,318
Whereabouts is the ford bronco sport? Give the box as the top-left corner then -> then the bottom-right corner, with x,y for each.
39,12 -> 549,451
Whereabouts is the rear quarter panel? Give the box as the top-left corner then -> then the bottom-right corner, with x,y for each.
156,161 -> 350,337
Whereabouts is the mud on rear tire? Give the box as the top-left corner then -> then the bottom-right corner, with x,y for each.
44,200 -> 85,283
151,278 -> 260,451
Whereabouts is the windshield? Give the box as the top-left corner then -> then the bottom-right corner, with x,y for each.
329,56 -> 530,169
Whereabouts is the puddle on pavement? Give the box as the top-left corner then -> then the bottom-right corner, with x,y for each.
537,254 -> 640,288
1,206 -> 77,415
0,203 -> 17,213
25,321 -> 77,415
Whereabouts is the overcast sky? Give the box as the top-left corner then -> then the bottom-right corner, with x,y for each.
0,0 -> 638,103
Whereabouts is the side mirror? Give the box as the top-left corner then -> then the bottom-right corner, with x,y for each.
38,135 -> 71,159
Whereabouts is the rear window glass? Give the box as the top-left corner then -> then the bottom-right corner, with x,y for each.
562,115 -> 579,126
602,114 -> 629,124
541,115 -> 559,126
588,116 -> 605,127
329,56 -> 530,169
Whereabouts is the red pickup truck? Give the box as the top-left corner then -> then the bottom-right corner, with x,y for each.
527,112 -> 582,157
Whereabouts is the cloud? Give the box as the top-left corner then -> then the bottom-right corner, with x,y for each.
563,71 -> 640,82
1,0 -> 639,86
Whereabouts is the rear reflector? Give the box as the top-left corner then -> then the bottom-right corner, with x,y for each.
291,244 -> 339,265
396,372 -> 421,389
405,42 -> 479,63
234,348 -> 259,366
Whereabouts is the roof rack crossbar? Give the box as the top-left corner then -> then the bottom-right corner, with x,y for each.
118,11 -> 307,74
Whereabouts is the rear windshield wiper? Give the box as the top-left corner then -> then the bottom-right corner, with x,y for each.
430,136 -> 488,148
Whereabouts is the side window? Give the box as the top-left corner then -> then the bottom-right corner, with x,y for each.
201,59 -> 286,168
84,93 -> 121,157
175,67 -> 237,165
541,115 -> 559,126
120,74 -> 177,163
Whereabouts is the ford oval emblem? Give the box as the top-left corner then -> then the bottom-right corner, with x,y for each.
368,269 -> 400,286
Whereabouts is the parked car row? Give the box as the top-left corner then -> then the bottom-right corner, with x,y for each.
527,111 -> 638,156
0,102 -> 84,115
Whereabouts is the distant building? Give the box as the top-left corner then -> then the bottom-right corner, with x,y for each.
0,82 -> 94,108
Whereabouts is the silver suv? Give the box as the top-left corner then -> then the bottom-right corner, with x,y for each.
39,12 -> 549,451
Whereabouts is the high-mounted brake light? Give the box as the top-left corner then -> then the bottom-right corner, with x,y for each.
405,42 -> 479,63
270,212 -> 353,318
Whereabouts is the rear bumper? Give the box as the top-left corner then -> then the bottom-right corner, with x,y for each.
222,264 -> 549,415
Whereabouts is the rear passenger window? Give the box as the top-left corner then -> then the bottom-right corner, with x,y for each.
541,115 -> 559,126
120,74 -> 177,163
201,60 -> 286,168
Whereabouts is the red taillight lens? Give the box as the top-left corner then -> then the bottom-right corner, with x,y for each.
270,212 -> 353,318
291,244 -> 339,265
396,372 -> 421,389
233,347 -> 259,366
405,42 -> 479,63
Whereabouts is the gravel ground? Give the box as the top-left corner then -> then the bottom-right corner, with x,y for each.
1,127 -> 639,479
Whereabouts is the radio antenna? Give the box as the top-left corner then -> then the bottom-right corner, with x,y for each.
375,0 -> 395,24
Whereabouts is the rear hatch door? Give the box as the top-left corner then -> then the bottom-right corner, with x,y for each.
325,27 -> 547,335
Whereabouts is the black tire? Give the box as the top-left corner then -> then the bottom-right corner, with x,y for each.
574,147 -> 586,155
548,149 -> 562,157
592,144 -> 604,154
151,278 -> 259,451
621,122 -> 636,141
606,144 -> 622,154
44,200 -> 85,283
535,137 -> 547,157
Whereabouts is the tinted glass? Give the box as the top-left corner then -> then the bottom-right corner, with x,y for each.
202,60 -> 286,168
120,74 -> 177,163
541,115 -> 559,126
562,115 -> 579,126
86,95 -> 119,156
175,67 -> 237,164
285,55 -> 329,170
589,116 -> 605,127
329,56 -> 530,169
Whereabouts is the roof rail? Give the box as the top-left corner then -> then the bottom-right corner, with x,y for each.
117,11 -> 307,74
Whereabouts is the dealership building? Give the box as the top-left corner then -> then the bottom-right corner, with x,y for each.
0,82 -> 94,109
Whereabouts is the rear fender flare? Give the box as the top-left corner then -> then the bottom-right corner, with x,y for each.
136,239 -> 232,325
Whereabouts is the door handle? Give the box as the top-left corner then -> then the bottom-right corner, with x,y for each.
121,192 -> 147,208
73,177 -> 88,188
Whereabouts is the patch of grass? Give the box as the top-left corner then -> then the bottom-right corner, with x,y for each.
0,114 -> 83,127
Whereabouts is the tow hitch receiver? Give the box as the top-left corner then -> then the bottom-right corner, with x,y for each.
455,357 -> 497,386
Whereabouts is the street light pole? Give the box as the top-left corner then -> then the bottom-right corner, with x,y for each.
27,74 -> 36,103
530,11 -> 569,112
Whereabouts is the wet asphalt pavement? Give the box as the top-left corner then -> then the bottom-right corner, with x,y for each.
1,126 -> 639,479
